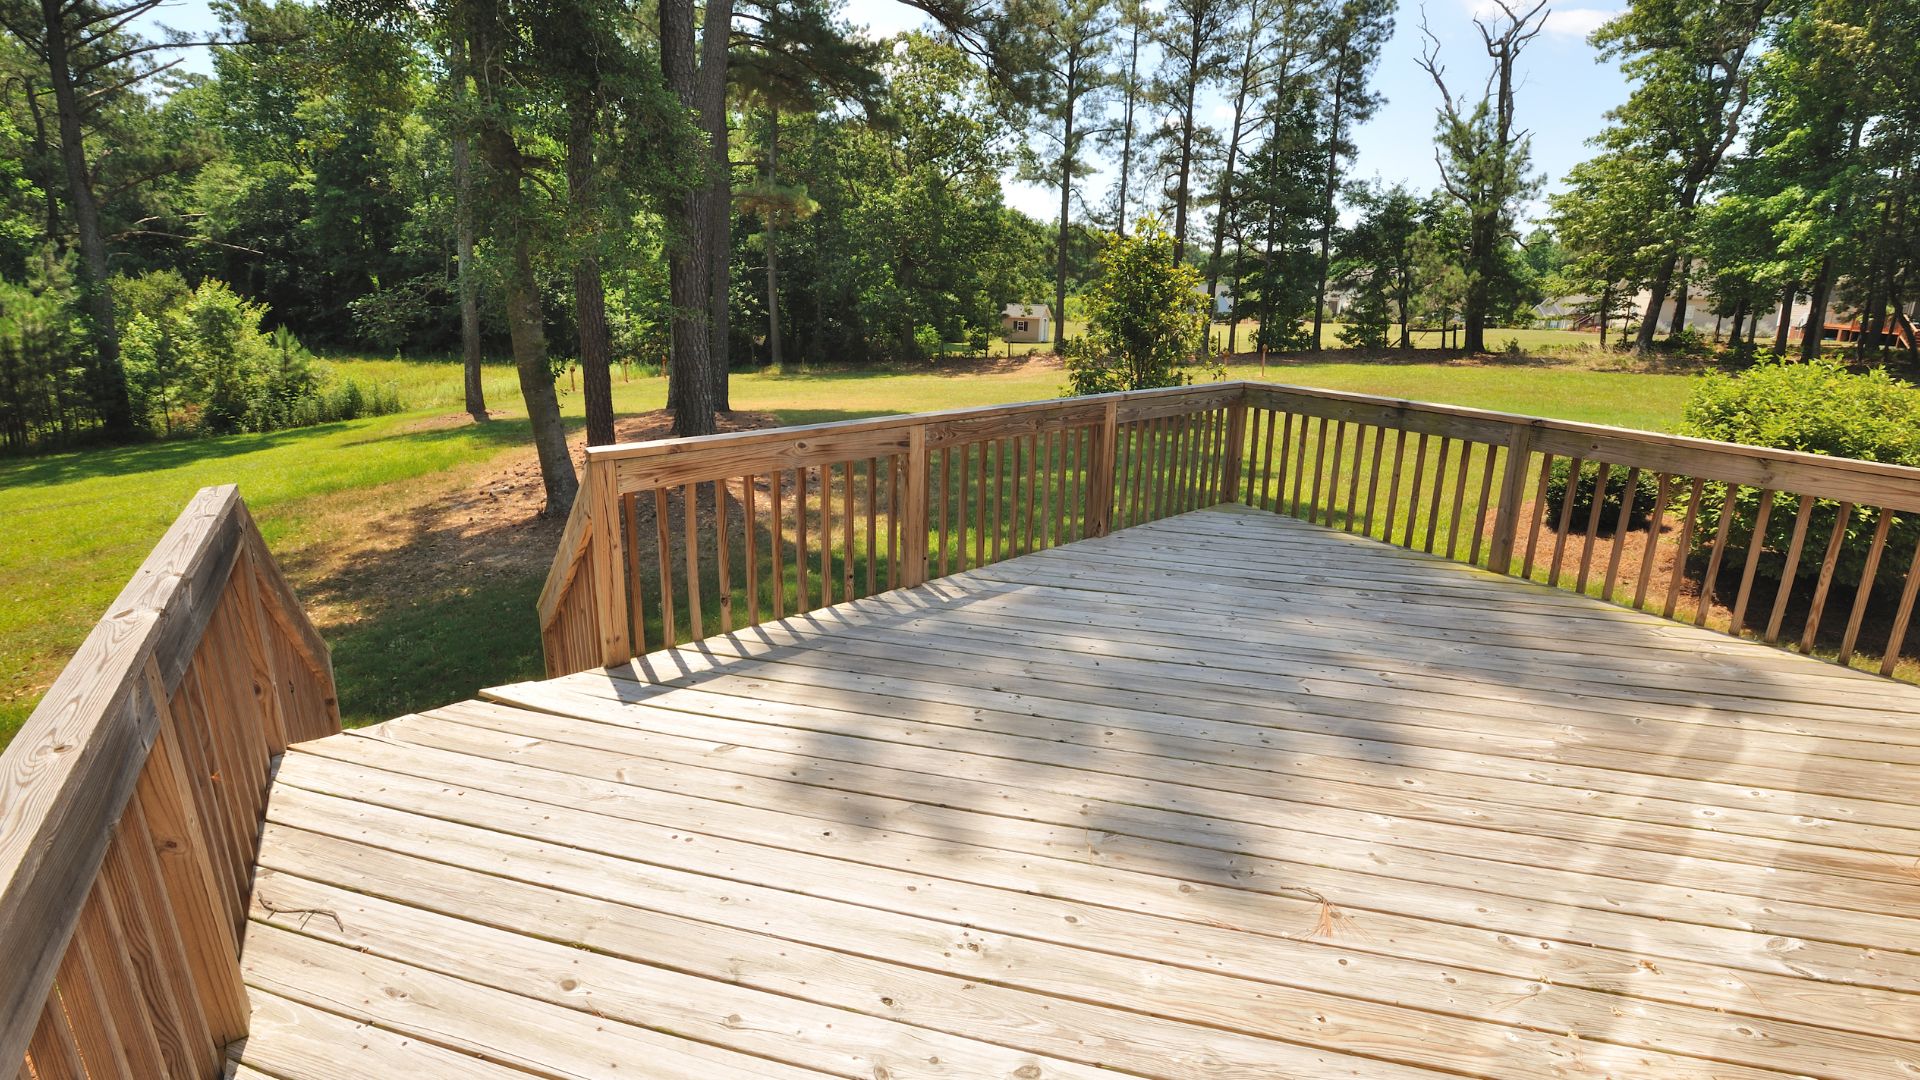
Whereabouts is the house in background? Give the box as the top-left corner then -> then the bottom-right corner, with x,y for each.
1001,303 -> 1053,343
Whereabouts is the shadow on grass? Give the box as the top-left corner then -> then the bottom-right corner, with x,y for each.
0,423 -> 358,488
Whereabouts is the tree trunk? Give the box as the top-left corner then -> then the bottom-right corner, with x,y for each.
1774,282 -> 1795,354
1667,256 -> 1690,338
1727,297 -> 1745,347
661,0 -> 715,435
1800,256 -> 1832,361
567,94 -> 616,447
39,0 -> 130,434
1052,65 -> 1078,346
1114,18 -> 1141,237
451,34 -> 487,422
1310,43 -> 1348,353
764,109 -> 786,373
1598,284 -> 1612,348
1633,258 -> 1676,354
21,77 -> 62,250
1171,21 -> 1201,261
506,235 -> 579,514
702,0 -> 733,413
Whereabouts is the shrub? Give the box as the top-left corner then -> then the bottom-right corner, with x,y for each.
1062,217 -> 1211,395
1542,459 -> 1663,533
1681,357 -> 1920,586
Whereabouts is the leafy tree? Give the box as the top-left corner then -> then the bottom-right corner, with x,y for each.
1308,0 -> 1391,351
1148,0 -> 1233,261
1417,0 -> 1545,353
1234,82 -> 1321,353
1062,217 -> 1211,394
1335,182 -> 1425,349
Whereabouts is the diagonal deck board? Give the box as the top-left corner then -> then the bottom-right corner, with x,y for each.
235,506 -> 1920,1079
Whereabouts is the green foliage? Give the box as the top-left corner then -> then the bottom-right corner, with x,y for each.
1543,458 -> 1663,533
1682,358 -> 1920,586
0,276 -> 88,453
116,272 -> 403,435
1061,218 -> 1210,395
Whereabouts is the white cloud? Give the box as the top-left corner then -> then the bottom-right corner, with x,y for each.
1459,0 -> 1620,38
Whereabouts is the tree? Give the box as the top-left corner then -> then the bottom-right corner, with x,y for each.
1234,81 -> 1322,354
1061,216 -> 1210,393
1308,0 -> 1391,351
1418,0 -> 1545,353
1011,0 -> 1113,344
1588,0 -> 1774,354
1149,0 -> 1232,261
1336,182 -> 1425,349
1096,0 -> 1156,238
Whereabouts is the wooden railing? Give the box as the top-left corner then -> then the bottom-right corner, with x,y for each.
2,485 -> 338,1079
541,380 -> 1920,682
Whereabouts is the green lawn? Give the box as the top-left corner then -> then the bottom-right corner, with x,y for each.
0,353 -> 1702,747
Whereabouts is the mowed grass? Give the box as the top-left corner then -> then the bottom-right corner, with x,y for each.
0,352 -> 1701,747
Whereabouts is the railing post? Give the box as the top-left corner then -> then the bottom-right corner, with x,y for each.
1486,425 -> 1536,575
901,425 -> 930,587
1220,394 -> 1248,503
586,457 -> 631,666
1089,399 -> 1119,537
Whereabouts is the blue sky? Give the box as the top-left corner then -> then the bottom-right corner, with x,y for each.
140,0 -> 1628,223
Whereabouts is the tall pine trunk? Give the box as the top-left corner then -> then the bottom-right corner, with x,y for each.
1170,20 -> 1202,261
662,0 -> 715,435
764,109 -> 787,373
1052,74 -> 1076,346
568,92 -> 616,447
702,0 -> 733,413
1310,42 -> 1348,353
451,34 -> 487,421
1800,256 -> 1833,361
1114,18 -> 1142,237
1667,256 -> 1690,337
39,0 -> 130,434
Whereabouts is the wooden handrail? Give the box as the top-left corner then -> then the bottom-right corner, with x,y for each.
2,485 -> 338,1077
540,380 -> 1920,682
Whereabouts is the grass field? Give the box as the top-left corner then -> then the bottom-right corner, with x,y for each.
979,321 -> 1607,358
0,351 -> 1703,747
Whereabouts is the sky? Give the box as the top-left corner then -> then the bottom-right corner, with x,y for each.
137,0 -> 1631,223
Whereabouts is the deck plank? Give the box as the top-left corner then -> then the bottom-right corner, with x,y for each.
238,506 -> 1920,1078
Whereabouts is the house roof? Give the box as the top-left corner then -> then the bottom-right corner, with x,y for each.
1002,303 -> 1052,319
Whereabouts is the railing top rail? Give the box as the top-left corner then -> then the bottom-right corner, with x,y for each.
0,484 -> 301,1067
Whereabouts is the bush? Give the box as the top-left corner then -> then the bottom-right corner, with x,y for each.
117,271 -> 405,436
1542,459 -> 1663,533
1062,217 -> 1212,396
1681,357 -> 1920,587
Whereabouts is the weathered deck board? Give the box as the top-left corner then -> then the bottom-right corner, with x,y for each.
235,506 -> 1920,1079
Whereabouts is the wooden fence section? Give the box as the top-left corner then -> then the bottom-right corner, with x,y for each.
2,485 -> 338,1079
541,380 -> 1920,682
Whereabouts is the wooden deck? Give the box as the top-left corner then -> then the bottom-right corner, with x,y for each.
233,504 -> 1920,1079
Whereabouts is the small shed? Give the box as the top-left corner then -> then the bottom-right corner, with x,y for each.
1001,303 -> 1053,343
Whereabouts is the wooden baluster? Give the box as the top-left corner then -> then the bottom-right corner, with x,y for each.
99,816 -> 208,1078
888,456 -> 902,589
1244,408 -> 1263,505
1325,421 -> 1347,527
1420,437 -> 1450,554
1040,431 -> 1055,549
1267,412 -> 1289,513
1305,418 -> 1328,523
744,477 -> 759,628
839,461 -> 855,602
1573,462 -> 1612,592
1381,428 -> 1408,544
1631,474 -> 1670,609
1521,452 -> 1556,581
1468,443 -> 1497,566
793,468 -> 810,613
817,465 -> 833,602
1799,502 -> 1854,652
991,439 -> 1006,563
1363,426 -> 1387,540
1172,413 -> 1192,513
958,444 -> 972,571
936,450 -> 950,578
868,457 -> 882,594
1546,456 -> 1584,586
1445,439 -> 1472,559
1881,540 -> 1920,676
1344,425 -> 1366,533
1728,488 -> 1774,636
1600,467 -> 1642,603
681,484 -> 703,638
624,495 -> 646,651
1400,433 -> 1429,548
74,892 -> 167,1077
1662,477 -> 1706,620
53,919 -> 133,1078
1765,495 -> 1816,643
715,480 -> 732,633
975,441 -> 989,567
770,472 -> 786,620
1024,433 -> 1039,553
1839,512 -> 1892,663
1694,485 -> 1740,627
25,994 -> 86,1080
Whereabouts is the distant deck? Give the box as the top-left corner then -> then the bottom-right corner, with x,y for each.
234,505 -> 1920,1079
